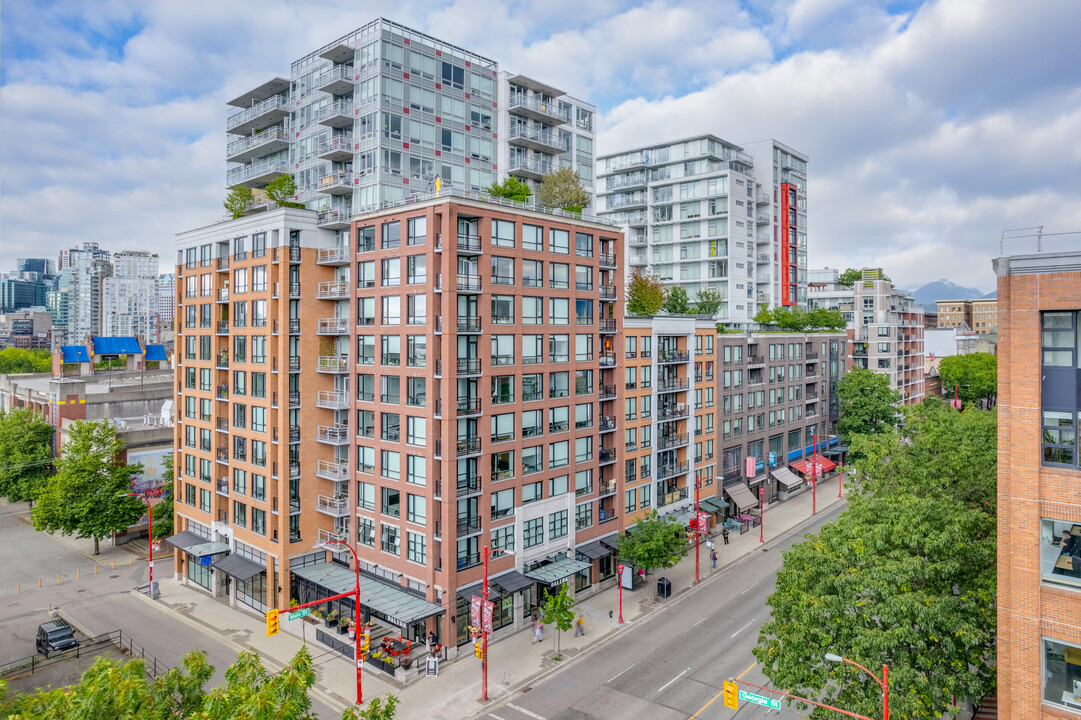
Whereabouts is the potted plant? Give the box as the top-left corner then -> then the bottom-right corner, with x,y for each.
289,598 -> 299,609
325,610 -> 338,628
337,616 -> 350,635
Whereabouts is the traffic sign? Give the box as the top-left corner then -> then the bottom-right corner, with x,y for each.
739,690 -> 781,709
288,608 -> 310,621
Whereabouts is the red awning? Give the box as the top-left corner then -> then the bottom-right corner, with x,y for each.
790,455 -> 837,476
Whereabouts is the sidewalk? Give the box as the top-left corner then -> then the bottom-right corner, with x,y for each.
138,472 -> 851,719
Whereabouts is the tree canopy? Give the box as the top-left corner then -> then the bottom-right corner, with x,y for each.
0,347 -> 52,374
265,174 -> 305,209
836,368 -> 899,439
662,285 -> 692,315
693,288 -> 723,315
0,407 -> 54,507
539,582 -> 576,659
938,352 -> 997,406
754,306 -> 846,331
836,268 -> 890,287
486,176 -> 533,202
33,419 -> 146,555
626,269 -> 665,317
613,510 -> 688,597
223,185 -> 253,220
537,167 -> 591,212
755,398 -> 997,719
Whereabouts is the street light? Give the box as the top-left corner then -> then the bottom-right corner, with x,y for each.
118,492 -> 153,596
481,545 -> 514,702
616,563 -> 624,624
824,653 -> 889,720
322,540 -> 363,705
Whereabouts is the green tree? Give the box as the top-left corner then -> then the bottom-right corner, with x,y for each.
836,268 -> 863,287
662,285 -> 692,314
753,306 -> 777,325
693,288 -> 723,315
613,510 -> 688,598
626,269 -> 665,317
342,695 -> 399,720
151,454 -> 175,540
836,368 -> 899,439
806,307 -> 847,330
938,352 -> 997,406
537,167 -> 591,212
33,419 -> 145,555
0,407 -> 54,507
265,174 -> 305,209
0,347 -> 52,374
223,184 -> 253,219
486,176 -> 533,202
199,647 -> 318,719
540,582 -> 576,660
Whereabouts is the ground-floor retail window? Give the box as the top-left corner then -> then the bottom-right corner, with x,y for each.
186,554 -> 213,590
1044,637 -> 1081,710
574,566 -> 592,593
236,572 -> 268,613
599,555 -> 615,581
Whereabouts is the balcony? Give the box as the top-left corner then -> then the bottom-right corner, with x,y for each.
216,478 -> 228,496
658,350 -> 690,364
317,65 -> 355,95
658,378 -> 689,392
599,481 -> 617,498
288,318 -> 300,335
456,274 -> 481,293
457,316 -> 481,333
507,155 -> 553,180
215,353 -> 229,369
317,246 -> 350,265
456,397 -> 482,416
599,252 -> 617,268
456,475 -> 482,498
658,432 -> 690,451
317,425 -> 350,445
507,93 -> 570,124
226,126 -> 289,163
457,436 -> 482,456
318,171 -> 354,195
658,405 -> 689,421
317,100 -> 355,129
658,487 -> 689,507
316,460 -> 350,482
317,529 -> 347,546
599,384 -> 616,400
507,124 -> 564,153
599,353 -> 616,368
456,233 -> 482,253
317,355 -> 349,373
216,257 -> 229,272
316,390 -> 349,409
316,495 -> 351,517
456,357 -> 481,375
317,209 -> 351,230
226,95 -> 289,135
317,318 -> 349,335
215,288 -> 229,304
598,448 -> 617,465
317,280 -> 350,299
599,286 -> 617,302
226,157 -> 289,189
628,233 -> 648,247
457,515 -> 482,536
599,416 -> 616,432
756,214 -> 770,225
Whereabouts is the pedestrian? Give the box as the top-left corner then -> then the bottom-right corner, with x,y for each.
711,549 -> 718,569
533,620 -> 543,644
574,615 -> 585,637
722,527 -> 730,545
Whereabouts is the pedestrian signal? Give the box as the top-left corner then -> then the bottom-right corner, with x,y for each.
360,633 -> 371,653
723,680 -> 739,709
265,609 -> 279,637
474,642 -> 484,659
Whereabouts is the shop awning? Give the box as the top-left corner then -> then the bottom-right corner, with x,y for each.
670,506 -> 697,525
92,336 -> 142,355
524,558 -> 592,585
576,540 -> 612,561
164,531 -> 202,551
700,497 -> 726,513
145,344 -> 169,362
188,540 -> 230,557
456,582 -> 502,603
791,455 -> 837,475
61,346 -> 89,363
724,483 -> 759,512
822,445 -> 848,458
292,562 -> 444,628
212,554 -> 265,581
491,570 -> 534,595
771,467 -> 804,489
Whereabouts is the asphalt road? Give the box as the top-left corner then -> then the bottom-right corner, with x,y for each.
476,502 -> 847,720
0,501 -> 340,719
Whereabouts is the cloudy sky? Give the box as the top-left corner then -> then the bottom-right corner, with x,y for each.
2,0 -> 1079,292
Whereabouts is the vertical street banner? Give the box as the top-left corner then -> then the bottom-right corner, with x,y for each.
482,599 -> 495,633
697,511 -> 708,533
470,595 -> 482,628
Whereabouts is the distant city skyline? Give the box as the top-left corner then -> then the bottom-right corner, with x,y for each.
3,0 -> 1080,292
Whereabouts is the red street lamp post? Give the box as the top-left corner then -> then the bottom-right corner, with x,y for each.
825,653 -> 889,720
758,487 -> 764,543
480,546 -> 514,702
838,462 -> 844,498
694,478 -> 700,584
120,492 -> 153,594
324,541 -> 363,705
617,564 -> 624,624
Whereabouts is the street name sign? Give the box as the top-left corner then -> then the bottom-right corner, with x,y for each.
287,608 -> 310,621
739,690 -> 781,709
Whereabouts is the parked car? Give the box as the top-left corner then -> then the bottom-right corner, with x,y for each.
36,619 -> 79,657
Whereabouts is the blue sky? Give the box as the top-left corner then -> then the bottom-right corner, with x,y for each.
2,0 -> 1080,291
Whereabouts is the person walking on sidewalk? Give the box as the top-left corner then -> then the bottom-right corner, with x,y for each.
574,615 -> 585,637
710,549 -> 718,569
533,620 -> 543,644
722,527 -> 730,545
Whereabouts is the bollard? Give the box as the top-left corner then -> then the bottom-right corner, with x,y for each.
95,565 -> 99,575
112,560 -> 116,570
77,569 -> 80,579
129,556 -> 133,566
38,578 -> 42,588
17,584 -> 20,593
57,573 -> 61,584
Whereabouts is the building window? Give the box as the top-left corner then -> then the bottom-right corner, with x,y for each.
1042,311 -> 1080,466
549,510 -> 568,539
381,524 -> 400,555
523,518 -> 544,548
1040,518 -> 1081,589
1042,637 -> 1081,709
407,531 -> 426,564
575,502 -> 593,530
491,524 -> 514,553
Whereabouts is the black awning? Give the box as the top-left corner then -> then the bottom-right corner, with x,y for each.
577,540 -> 613,561
455,583 -> 501,604
491,570 -> 534,595
164,531 -> 203,552
212,554 -> 265,581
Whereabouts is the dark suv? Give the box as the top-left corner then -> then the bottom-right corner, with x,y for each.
36,619 -> 79,657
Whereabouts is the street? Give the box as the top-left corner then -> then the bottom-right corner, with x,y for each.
475,502 -> 847,720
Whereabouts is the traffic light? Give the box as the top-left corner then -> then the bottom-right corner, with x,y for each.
359,633 -> 371,654
265,609 -> 279,637
474,641 -> 484,659
723,681 -> 739,710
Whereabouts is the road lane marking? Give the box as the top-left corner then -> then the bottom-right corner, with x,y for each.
687,662 -> 759,718
730,618 -> 755,637
507,703 -> 545,720
691,616 -> 709,628
658,667 -> 690,693
739,580 -> 760,595
608,663 -> 636,683
490,715 -> 507,720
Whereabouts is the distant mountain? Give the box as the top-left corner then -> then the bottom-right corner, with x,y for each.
906,279 -> 988,313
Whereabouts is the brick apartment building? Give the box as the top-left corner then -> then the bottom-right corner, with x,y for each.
995,246 -> 1081,715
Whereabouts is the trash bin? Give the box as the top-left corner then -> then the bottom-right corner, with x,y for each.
657,577 -> 671,598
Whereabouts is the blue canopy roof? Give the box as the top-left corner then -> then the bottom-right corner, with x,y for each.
144,344 -> 168,361
92,336 -> 142,355
61,346 -> 89,363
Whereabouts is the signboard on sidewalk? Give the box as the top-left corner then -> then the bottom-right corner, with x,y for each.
426,656 -> 439,677
740,690 -> 781,709
470,595 -> 482,627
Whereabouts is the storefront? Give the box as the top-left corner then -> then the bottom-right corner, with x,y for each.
770,466 -> 804,501
211,553 -> 268,613
723,482 -> 759,520
576,539 -> 617,593
524,555 -> 592,605
454,569 -> 535,647
165,530 -> 229,594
